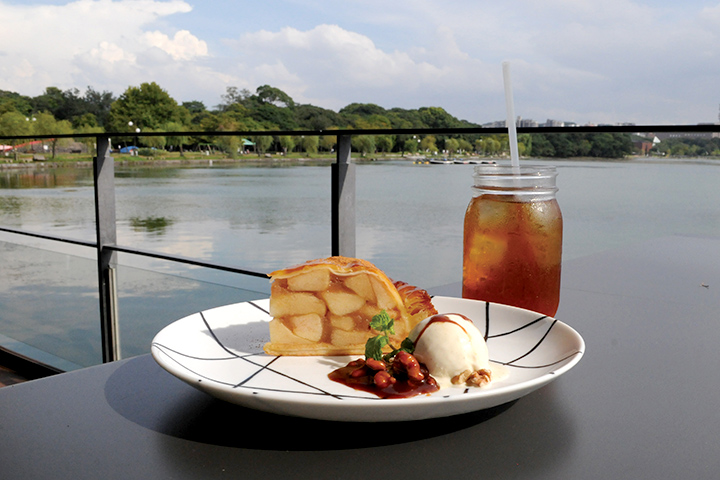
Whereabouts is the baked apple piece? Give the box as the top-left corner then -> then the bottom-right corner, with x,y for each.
263,256 -> 436,356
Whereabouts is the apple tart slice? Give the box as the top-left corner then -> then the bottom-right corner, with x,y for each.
263,256 -> 437,356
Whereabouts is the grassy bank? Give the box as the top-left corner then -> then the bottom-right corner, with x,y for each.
1,150 -> 415,169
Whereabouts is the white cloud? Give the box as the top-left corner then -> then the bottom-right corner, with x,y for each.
143,30 -> 208,61
88,42 -> 137,65
229,24 -> 469,111
0,0 -> 198,96
1,0 -> 719,124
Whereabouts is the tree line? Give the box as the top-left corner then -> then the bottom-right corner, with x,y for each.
1,82 -> 637,158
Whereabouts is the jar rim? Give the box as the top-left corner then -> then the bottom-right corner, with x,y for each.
471,163 -> 558,194
473,163 -> 557,178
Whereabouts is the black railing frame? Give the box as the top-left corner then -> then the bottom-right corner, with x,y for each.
1,124 -> 719,366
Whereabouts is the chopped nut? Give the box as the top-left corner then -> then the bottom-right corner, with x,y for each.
392,351 -> 424,382
365,358 -> 387,371
350,366 -> 369,378
373,370 -> 396,388
451,370 -> 472,385
466,369 -> 491,387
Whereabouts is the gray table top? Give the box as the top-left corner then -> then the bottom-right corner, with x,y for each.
1,235 -> 719,479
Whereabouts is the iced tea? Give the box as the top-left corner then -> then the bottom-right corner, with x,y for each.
462,168 -> 562,317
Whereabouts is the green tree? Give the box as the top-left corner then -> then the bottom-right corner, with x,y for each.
319,134 -> 337,152
106,82 -> 185,134
298,135 -> 319,156
31,87 -> 65,118
588,133 -> 632,158
420,135 -> 438,154
141,128 -> 167,150
0,111 -> 33,161
250,103 -> 298,130
0,90 -> 32,116
278,135 -> 295,155
529,134 -> 555,157
73,113 -> 98,128
33,112 -> 73,158
339,103 -> 387,118
458,138 -> 473,154
418,107 -> 460,129
82,87 -> 115,127
517,134 -> 532,157
182,100 -> 206,116
352,135 -> 375,156
75,124 -> 104,155
252,134 -> 273,155
31,87 -> 109,127
163,121 -> 190,156
218,86 -> 252,111
212,115 -> 241,158
294,104 -> 344,130
480,137 -> 502,156
375,134 -> 395,153
255,85 -> 295,108
445,138 -> 460,154
403,137 -> 420,155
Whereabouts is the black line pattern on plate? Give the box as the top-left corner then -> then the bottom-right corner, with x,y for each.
434,299 -> 577,369
484,301 -> 490,341
199,311 -> 242,358
500,351 -> 584,369
499,318 -> 559,366
481,302 -> 582,369
150,342 -> 240,361
154,299 -> 582,403
248,300 -> 269,315
487,314 -> 548,339
157,306 -> 350,399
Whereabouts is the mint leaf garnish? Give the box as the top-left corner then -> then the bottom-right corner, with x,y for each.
369,309 -> 395,335
365,335 -> 389,361
365,310 -> 416,361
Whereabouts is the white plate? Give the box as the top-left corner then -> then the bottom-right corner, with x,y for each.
151,296 -> 584,422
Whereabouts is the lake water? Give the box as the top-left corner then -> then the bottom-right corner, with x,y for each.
2,157 -> 720,368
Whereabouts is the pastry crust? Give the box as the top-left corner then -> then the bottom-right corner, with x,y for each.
264,256 -> 436,356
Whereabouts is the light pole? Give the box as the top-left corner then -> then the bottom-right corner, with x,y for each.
128,121 -> 141,154
26,116 -> 37,156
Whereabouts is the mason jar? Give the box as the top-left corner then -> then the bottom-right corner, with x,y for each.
462,164 -> 563,317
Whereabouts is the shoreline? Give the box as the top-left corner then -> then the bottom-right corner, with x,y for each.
2,153 -> 719,170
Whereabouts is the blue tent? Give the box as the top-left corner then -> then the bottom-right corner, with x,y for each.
120,146 -> 139,153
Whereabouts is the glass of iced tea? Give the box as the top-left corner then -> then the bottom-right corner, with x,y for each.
462,164 -> 562,317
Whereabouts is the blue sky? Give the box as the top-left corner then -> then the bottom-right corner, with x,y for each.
1,0 -> 720,126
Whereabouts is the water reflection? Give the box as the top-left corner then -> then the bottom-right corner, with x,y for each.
130,216 -> 174,235
4,159 -> 720,371
115,167 -> 182,179
0,196 -> 21,216
0,168 -> 93,189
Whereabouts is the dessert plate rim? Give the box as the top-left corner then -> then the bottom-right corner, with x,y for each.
151,296 -> 584,422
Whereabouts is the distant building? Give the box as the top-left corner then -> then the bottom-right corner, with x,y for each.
655,127 -> 720,140
482,120 -> 506,128
630,133 -> 660,155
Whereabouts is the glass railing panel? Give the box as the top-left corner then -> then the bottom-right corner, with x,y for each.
354,160 -> 472,289
0,236 -> 100,371
354,158 -> 720,290
0,167 -> 97,244
113,255 -> 270,359
113,164 -> 333,275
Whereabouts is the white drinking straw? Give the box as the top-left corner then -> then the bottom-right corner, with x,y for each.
502,61 -> 520,168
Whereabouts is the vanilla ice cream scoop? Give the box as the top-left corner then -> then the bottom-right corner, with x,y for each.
408,313 -> 491,388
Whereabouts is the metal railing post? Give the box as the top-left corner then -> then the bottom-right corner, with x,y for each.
331,134 -> 356,257
93,136 -> 120,362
